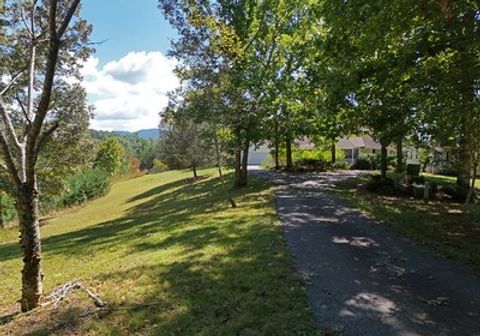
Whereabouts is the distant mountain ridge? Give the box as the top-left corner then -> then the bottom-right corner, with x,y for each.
91,128 -> 164,140
116,129 -> 163,139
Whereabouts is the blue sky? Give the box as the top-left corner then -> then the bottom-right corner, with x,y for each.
79,0 -> 179,131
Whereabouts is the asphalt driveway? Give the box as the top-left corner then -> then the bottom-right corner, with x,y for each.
252,168 -> 480,336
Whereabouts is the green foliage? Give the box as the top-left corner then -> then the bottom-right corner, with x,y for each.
0,192 -> 16,225
61,169 -> 111,207
292,147 -> 343,165
292,148 -> 327,171
333,161 -> 350,170
94,138 -> 126,176
151,159 -> 169,173
158,117 -> 212,175
352,155 -> 376,170
293,148 -> 328,163
91,130 -> 159,170
366,175 -> 397,196
410,176 -> 426,185
406,164 -> 421,177
440,184 -> 470,203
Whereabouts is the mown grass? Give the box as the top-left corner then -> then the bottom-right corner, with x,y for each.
0,169 -> 318,335
336,174 -> 480,276
422,173 -> 480,188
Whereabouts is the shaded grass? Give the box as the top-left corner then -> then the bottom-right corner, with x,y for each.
336,175 -> 480,276
0,169 -> 318,335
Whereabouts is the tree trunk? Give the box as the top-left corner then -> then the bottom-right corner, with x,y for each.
0,192 -> 4,229
457,133 -> 471,189
233,127 -> 243,187
285,131 -> 293,171
380,142 -> 388,180
456,18 -> 475,189
331,140 -> 336,164
396,139 -> 404,173
237,139 -> 250,187
233,128 -> 249,188
17,185 -> 43,312
213,122 -> 223,177
465,162 -> 477,205
274,122 -> 280,170
192,160 -> 197,178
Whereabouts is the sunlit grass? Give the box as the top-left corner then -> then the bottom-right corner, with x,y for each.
0,169 -> 317,335
422,173 -> 480,188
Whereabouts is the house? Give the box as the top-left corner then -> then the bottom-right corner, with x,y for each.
247,139 -> 313,166
247,144 -> 270,165
338,136 -> 382,165
338,136 -> 420,165
424,147 -> 457,175
247,135 -> 421,166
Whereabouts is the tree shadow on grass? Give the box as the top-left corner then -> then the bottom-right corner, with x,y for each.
127,176 -> 197,203
38,174 -> 264,256
0,174 -> 320,335
0,174 -> 240,263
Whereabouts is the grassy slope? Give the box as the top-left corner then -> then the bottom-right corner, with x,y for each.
336,174 -> 480,275
0,170 -> 317,336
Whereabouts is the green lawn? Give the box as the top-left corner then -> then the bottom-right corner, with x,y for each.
336,175 -> 480,275
422,173 -> 480,188
0,170 -> 317,335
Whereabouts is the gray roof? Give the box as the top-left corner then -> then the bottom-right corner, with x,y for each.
337,136 -> 381,150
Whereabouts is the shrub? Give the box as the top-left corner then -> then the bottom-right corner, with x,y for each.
296,158 -> 328,171
291,148 -> 330,171
0,192 -> 16,225
352,158 -> 371,170
439,165 -> 458,177
430,182 -> 439,196
352,154 -> 376,170
151,159 -> 169,173
366,175 -> 397,195
94,138 -> 126,175
129,158 -> 141,173
293,146 -> 344,164
61,169 -> 111,207
406,164 -> 421,177
409,175 -> 426,184
441,185 -> 469,202
39,195 -> 62,215
390,172 -> 407,185
333,161 -> 350,170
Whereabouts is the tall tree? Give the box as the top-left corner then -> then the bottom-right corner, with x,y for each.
320,0 -> 480,184
0,0 -> 92,311
94,138 -> 126,176
159,0 -> 302,186
159,117 -> 210,178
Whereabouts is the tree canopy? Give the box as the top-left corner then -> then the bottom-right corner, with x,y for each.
159,0 -> 480,192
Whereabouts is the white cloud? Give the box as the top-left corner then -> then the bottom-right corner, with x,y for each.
81,51 -> 179,132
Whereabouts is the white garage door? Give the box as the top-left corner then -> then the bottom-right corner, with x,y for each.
248,147 -> 269,165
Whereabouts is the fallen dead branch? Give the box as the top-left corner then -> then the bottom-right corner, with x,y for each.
0,281 -> 105,324
2,281 -> 167,326
43,281 -> 105,308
